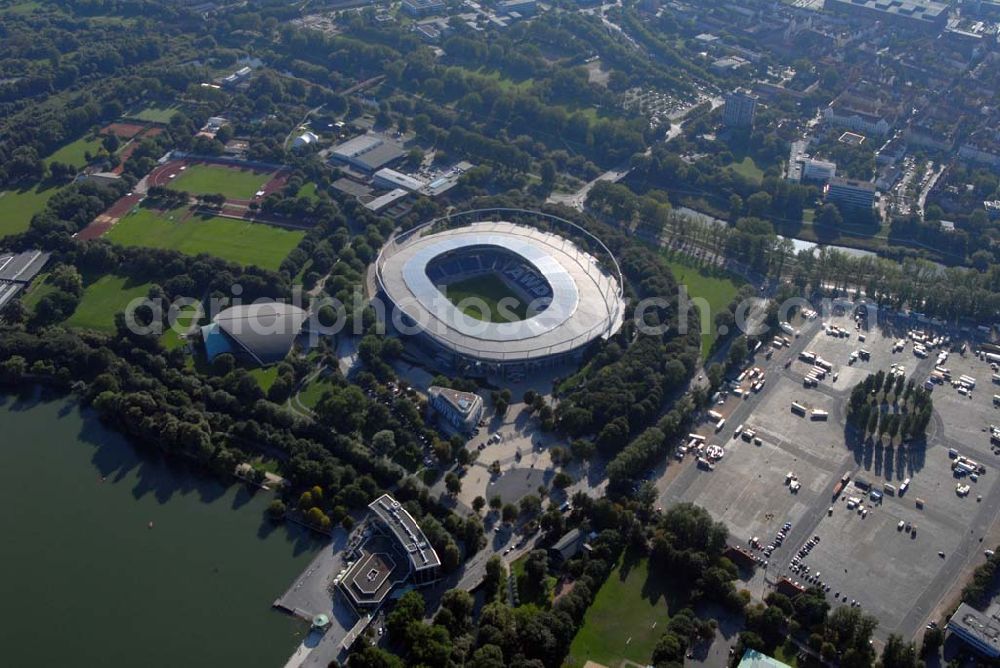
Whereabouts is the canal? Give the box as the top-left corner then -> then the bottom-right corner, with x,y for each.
0,391 -> 324,668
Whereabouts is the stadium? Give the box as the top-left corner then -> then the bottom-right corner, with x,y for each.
376,210 -> 624,378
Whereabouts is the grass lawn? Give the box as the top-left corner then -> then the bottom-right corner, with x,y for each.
298,376 -> 335,409
168,163 -> 274,200
106,206 -> 304,270
44,135 -> 103,168
566,557 -> 679,668
65,274 -> 152,332
0,183 -> 62,236
160,303 -> 202,351
249,366 -> 280,392
728,156 -> 764,184
444,274 -> 527,323
127,104 -> 182,123
661,251 -> 743,357
297,182 -> 319,200
19,272 -> 56,310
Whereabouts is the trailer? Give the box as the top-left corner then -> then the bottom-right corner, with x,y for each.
799,351 -> 816,363
832,481 -> 844,498
707,410 -> 723,422
810,409 -> 829,421
791,402 -> 807,416
816,358 -> 833,372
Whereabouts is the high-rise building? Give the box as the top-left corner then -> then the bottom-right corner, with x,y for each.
723,89 -> 758,129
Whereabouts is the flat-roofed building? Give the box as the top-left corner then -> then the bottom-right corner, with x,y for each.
368,494 -> 441,584
365,188 -> 410,213
427,386 -> 484,433
826,176 -> 876,210
330,133 -> 405,173
401,0 -> 445,17
722,89 -> 758,129
373,168 -> 427,193
824,0 -> 949,32
947,601 -> 1000,658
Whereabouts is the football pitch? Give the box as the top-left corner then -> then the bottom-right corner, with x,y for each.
106,206 -> 304,270
565,558 -> 678,668
443,274 -> 528,323
167,164 -> 275,200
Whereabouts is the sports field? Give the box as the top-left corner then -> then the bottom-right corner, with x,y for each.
0,183 -> 61,236
661,251 -> 743,356
44,136 -> 103,168
443,274 -> 527,323
565,558 -> 679,668
106,206 -> 304,270
168,164 -> 274,200
65,275 -> 152,332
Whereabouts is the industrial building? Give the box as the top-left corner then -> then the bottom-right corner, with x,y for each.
427,386 -> 484,433
826,176 -> 876,210
722,89 -> 759,129
330,133 -> 405,173
200,302 -> 307,367
947,601 -> 1000,658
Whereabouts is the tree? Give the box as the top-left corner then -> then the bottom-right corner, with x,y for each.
540,159 -> 557,191
553,471 -> 574,489
386,590 -> 425,640
502,503 -> 518,524
267,499 -> 286,520
372,429 -> 395,454
489,495 -> 503,511
881,633 -> 917,668
519,494 -> 541,516
445,472 -> 462,495
472,495 -> 486,514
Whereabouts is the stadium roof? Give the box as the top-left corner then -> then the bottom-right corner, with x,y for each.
369,493 -> 441,572
377,221 -> 624,363
202,302 -> 306,367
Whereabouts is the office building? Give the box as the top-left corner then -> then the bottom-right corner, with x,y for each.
401,0 -> 445,17
826,177 -> 876,210
722,89 -> 758,129
947,601 -> 1000,658
427,386 -> 484,433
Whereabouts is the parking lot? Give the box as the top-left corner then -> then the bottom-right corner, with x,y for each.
659,302 -> 1000,641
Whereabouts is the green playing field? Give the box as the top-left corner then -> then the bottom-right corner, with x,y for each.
443,274 -> 528,323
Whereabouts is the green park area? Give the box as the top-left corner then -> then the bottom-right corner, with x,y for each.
168,163 -> 274,200
661,251 -> 743,356
444,274 -> 528,323
728,156 -> 764,184
105,206 -> 304,271
566,558 -> 678,668
65,274 -> 152,332
0,183 -> 62,237
127,104 -> 182,123
44,135 -> 103,168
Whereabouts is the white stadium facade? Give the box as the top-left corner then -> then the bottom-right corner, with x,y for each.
376,209 -> 625,378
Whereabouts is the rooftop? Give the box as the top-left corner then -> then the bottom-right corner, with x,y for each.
948,602 -> 1000,657
428,386 -> 482,416
368,493 -> 441,572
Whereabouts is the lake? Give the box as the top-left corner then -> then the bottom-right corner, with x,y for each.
0,390 -> 324,668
